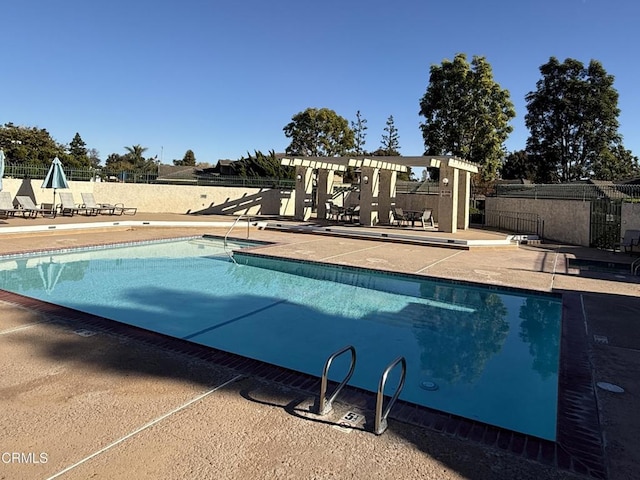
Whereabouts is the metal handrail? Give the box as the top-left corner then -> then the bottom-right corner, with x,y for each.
223,215 -> 247,264
632,257 -> 640,276
224,214 -> 244,247
313,345 -> 357,416
374,356 -> 407,435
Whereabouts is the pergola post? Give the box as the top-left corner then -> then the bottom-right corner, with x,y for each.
294,166 -> 313,221
457,170 -> 471,230
437,165 -> 459,233
316,169 -> 334,221
359,166 -> 380,226
378,170 -> 396,225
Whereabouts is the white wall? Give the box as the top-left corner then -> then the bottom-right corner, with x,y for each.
1,178 -> 296,216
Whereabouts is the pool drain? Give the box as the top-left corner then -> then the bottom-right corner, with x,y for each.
420,381 -> 438,391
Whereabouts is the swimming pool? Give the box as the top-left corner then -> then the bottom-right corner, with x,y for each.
0,236 -> 562,441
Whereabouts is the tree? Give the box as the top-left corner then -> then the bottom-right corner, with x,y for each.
104,153 -> 130,172
379,115 -> 401,156
174,149 -> 196,166
419,53 -> 516,180
233,150 -> 294,178
351,110 -> 368,155
87,148 -> 101,168
0,123 -> 67,165
525,57 -> 625,182
283,107 -> 355,157
105,145 -> 156,173
500,150 -> 537,181
66,132 -> 89,168
124,144 -> 148,167
591,145 -> 639,181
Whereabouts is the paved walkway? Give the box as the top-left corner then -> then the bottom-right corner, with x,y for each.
1,213 -> 639,479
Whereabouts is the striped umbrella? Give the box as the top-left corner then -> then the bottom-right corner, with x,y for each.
41,157 -> 70,213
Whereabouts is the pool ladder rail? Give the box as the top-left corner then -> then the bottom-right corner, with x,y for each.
313,345 -> 407,435
632,256 -> 640,276
223,214 -> 254,264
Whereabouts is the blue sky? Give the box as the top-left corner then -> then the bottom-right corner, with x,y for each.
2,0 -> 638,165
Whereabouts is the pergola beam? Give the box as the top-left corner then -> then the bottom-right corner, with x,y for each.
280,157 -> 408,172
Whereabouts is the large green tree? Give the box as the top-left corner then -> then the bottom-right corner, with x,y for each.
525,57 -> 629,182
500,150 -> 537,181
283,107 -> 355,157
591,145 -> 639,180
0,123 -> 67,165
419,53 -> 516,180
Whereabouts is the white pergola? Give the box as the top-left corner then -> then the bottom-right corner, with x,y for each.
280,155 -> 478,233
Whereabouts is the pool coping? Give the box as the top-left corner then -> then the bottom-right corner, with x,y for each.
0,238 -> 607,478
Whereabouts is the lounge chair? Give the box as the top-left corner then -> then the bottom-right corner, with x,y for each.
15,196 -> 48,218
616,229 -> 640,253
57,192 -> 93,216
0,192 -> 21,218
81,192 -> 116,215
82,193 -> 137,216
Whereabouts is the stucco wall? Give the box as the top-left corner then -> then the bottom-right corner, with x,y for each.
1,178 -> 296,216
622,202 -> 640,234
486,197 -> 591,246
396,194 -> 440,222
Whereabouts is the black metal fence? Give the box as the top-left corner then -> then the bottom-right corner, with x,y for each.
484,210 -> 544,236
396,180 -> 440,194
495,183 -> 640,201
2,163 -> 295,188
195,176 -> 295,188
3,164 -> 157,183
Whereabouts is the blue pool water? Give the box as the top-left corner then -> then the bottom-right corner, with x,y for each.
0,236 -> 562,440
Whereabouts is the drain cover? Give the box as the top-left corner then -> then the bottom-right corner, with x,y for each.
420,381 -> 439,391
596,382 -> 624,393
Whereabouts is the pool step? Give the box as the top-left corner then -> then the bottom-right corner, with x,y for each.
263,222 -> 476,250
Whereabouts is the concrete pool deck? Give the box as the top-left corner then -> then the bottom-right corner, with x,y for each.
1,213 -> 639,479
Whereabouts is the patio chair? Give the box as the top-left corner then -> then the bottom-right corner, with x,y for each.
345,205 -> 360,224
328,202 -> 345,222
392,207 -> 410,226
15,196 -> 48,218
420,209 -> 435,229
0,191 -> 21,218
325,202 -> 335,221
57,192 -> 93,216
616,229 -> 640,253
81,192 -> 116,215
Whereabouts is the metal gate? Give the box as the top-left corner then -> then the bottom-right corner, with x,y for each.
590,199 -> 621,249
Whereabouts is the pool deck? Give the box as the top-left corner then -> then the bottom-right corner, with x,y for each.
1,213 -> 639,479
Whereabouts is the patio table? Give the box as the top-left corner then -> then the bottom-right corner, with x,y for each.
402,210 -> 423,227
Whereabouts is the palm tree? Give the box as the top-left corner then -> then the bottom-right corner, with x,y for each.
124,144 -> 148,169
